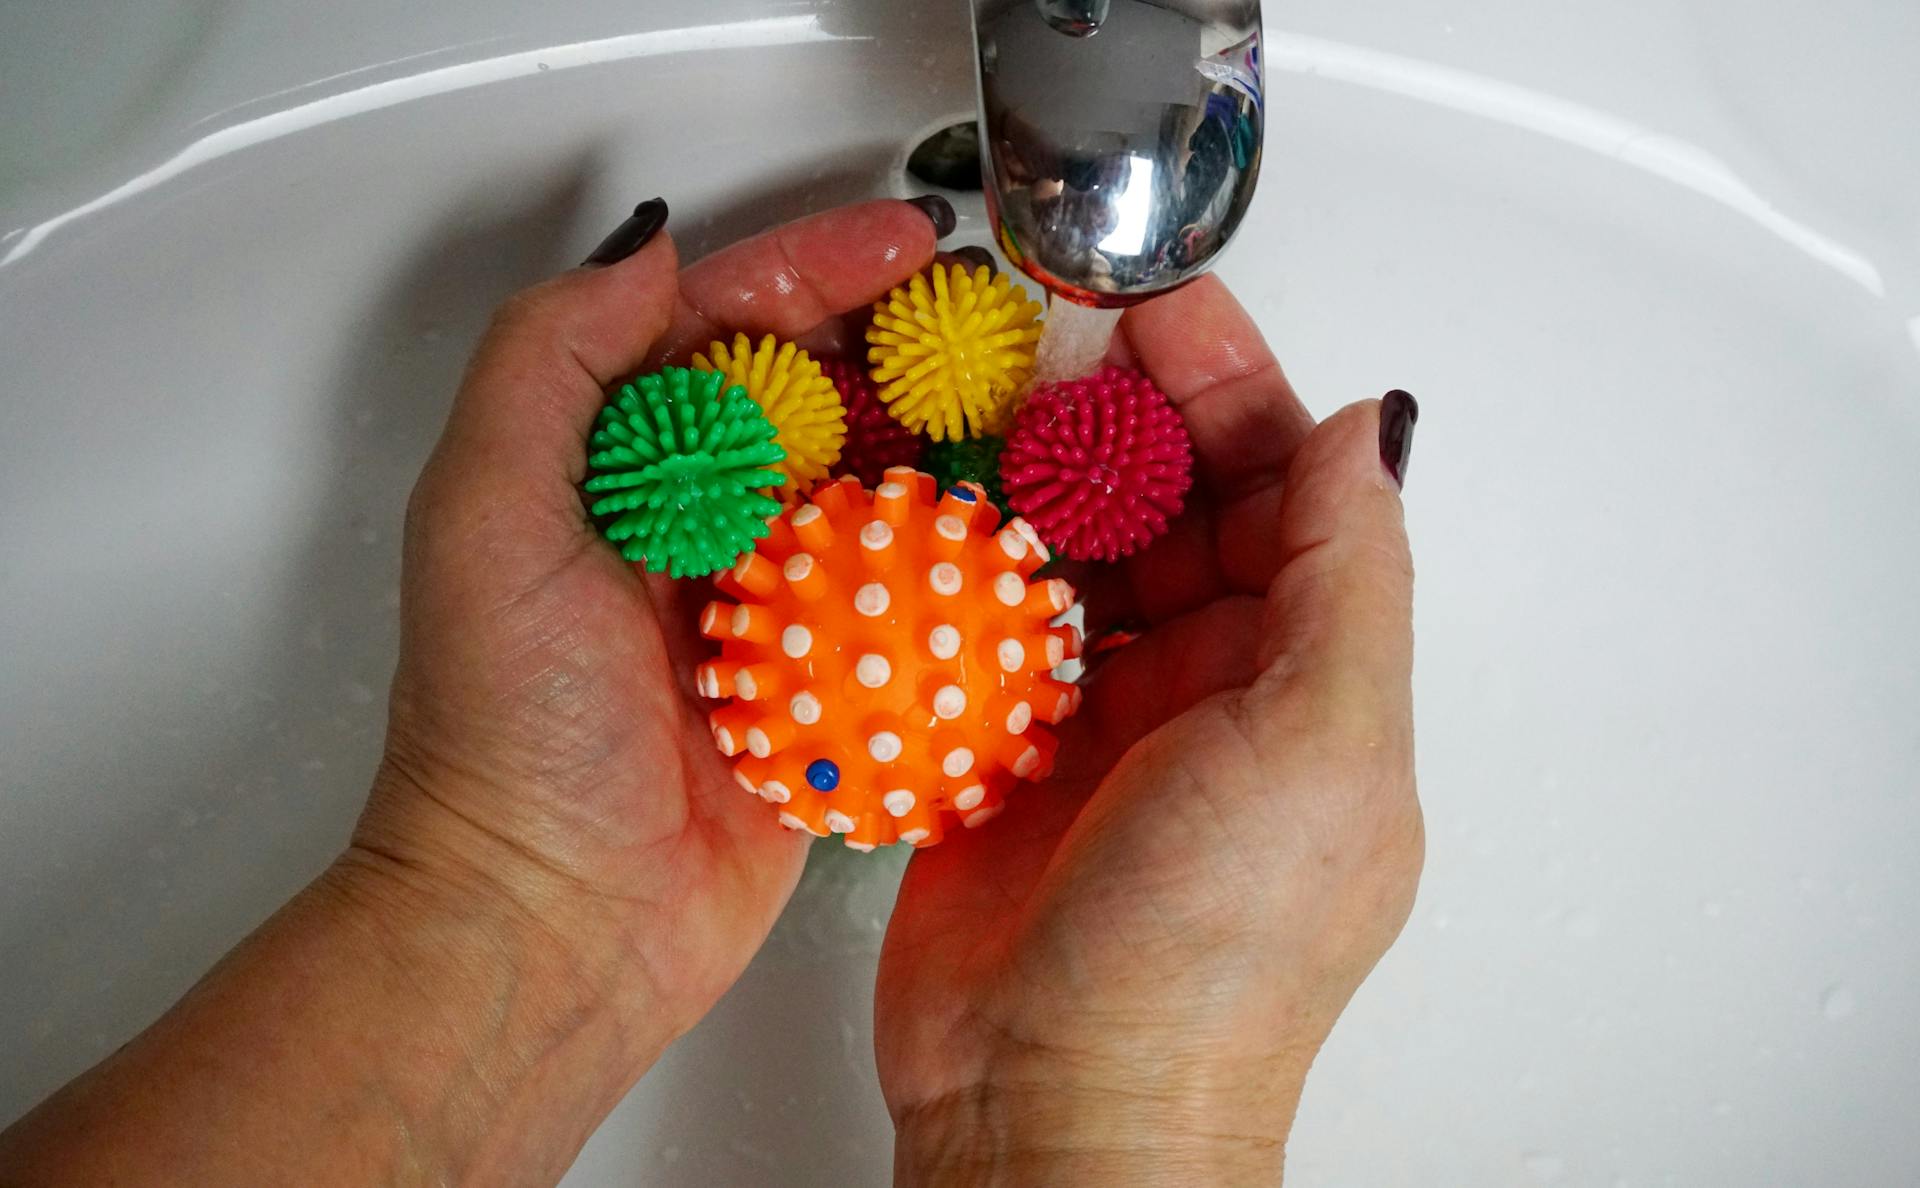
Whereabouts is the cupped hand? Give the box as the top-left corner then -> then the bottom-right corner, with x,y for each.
875,277 -> 1424,1182
350,199 -> 944,1062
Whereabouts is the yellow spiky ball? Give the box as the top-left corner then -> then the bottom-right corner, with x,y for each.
693,334 -> 846,499
866,264 -> 1044,442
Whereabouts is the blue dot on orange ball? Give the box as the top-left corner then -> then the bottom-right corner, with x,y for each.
806,759 -> 841,792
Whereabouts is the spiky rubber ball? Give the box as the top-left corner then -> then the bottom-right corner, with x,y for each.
584,367 -> 787,577
693,333 -> 845,499
823,358 -> 924,488
866,263 -> 1044,442
1000,366 -> 1195,562
925,434 -> 1010,518
697,469 -> 1083,850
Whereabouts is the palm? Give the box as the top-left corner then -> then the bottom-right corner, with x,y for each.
876,513 -> 1273,1038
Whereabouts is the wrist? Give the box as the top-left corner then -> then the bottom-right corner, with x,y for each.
308,846 -> 663,1178
891,1047 -> 1306,1186
0,827 -> 670,1186
343,759 -> 677,1078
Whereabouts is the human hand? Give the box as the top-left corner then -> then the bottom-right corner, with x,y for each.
349,197 -> 951,1071
0,199 -> 979,1188
875,277 -> 1423,1183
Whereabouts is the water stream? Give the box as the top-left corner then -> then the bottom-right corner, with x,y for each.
1030,294 -> 1124,387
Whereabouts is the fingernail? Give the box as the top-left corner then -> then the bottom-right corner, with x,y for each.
584,197 -> 668,267
952,245 -> 997,274
905,195 -> 957,239
1379,389 -> 1419,488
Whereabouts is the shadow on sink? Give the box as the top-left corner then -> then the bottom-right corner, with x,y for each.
5,141 -> 921,1178
679,141 -> 908,261
0,156 -> 600,1122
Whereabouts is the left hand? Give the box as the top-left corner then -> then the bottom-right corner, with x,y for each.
354,198 -> 945,1065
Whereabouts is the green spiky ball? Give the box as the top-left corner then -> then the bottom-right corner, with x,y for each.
925,434 -> 1010,516
584,367 -> 787,578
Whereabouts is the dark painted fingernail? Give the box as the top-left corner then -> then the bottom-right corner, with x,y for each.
584,197 -> 668,267
1379,389 -> 1419,489
905,195 -> 957,239
952,245 -> 997,274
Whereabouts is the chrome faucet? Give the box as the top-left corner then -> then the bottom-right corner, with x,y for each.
970,0 -> 1265,307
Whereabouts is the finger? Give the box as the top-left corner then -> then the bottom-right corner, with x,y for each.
653,199 -> 941,362
1250,399 -> 1415,736
1061,595 -> 1266,779
1119,496 -> 1229,623
1116,274 -> 1316,501
424,233 -> 682,525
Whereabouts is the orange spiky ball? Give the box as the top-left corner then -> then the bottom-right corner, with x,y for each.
697,469 -> 1084,849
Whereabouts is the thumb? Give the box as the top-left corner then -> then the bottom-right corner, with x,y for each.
1251,394 -> 1418,735
420,227 -> 682,529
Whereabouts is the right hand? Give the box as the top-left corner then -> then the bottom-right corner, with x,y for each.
874,276 -> 1424,1183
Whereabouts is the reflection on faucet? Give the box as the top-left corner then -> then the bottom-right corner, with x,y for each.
971,0 -> 1265,306
1034,0 -> 1112,37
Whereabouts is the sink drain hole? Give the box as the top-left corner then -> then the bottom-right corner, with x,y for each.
905,121 -> 983,192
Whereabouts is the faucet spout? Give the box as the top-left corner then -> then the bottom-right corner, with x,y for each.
970,0 -> 1265,306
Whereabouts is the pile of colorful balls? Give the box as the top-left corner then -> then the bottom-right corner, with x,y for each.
582,262 -> 1194,850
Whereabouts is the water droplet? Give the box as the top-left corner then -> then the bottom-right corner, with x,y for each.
1820,984 -> 1856,1020
1523,1151 -> 1565,1182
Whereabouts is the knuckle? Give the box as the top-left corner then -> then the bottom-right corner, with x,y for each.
484,280 -> 577,354
402,470 -> 437,543
486,290 -> 551,344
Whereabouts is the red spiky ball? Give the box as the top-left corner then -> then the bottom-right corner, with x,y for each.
823,358 -> 924,488
1000,366 -> 1194,562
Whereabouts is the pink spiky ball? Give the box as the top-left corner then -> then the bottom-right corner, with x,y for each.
1000,366 -> 1194,562
823,358 -> 925,488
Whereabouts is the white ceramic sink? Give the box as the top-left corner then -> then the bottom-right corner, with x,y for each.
4,1 -> 1918,1183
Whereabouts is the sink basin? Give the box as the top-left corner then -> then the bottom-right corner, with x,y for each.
4,0 -> 1918,1183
